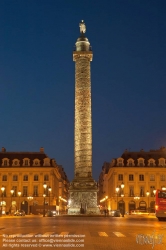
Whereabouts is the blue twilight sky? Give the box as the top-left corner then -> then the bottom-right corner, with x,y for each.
0,0 -> 166,181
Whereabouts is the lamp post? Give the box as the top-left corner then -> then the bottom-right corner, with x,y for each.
134,195 -> 140,210
146,191 -> 150,213
1,186 -> 5,216
121,182 -> 125,217
43,194 -> 46,217
153,189 -> 156,212
10,189 -> 14,214
18,191 -> 21,210
116,187 -> 119,210
43,183 -> 47,217
27,195 -> 33,214
48,187 -> 52,210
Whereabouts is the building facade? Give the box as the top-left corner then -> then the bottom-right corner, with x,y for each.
99,147 -> 166,214
0,147 -> 69,215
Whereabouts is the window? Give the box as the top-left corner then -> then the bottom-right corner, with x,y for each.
43,158 -> 50,166
160,175 -> 165,181
2,175 -> 7,181
12,159 -> 20,166
140,186 -> 145,197
34,175 -> 38,181
12,186 -> 17,197
137,158 -> 145,167
33,186 -> 38,196
128,161 -> 133,166
23,175 -> 28,181
13,175 -> 18,181
139,175 -> 144,181
118,174 -> 123,181
129,186 -> 134,196
159,158 -> 166,166
150,186 -> 155,197
129,174 -> 134,181
25,160 -> 28,166
33,159 -> 40,166
150,175 -> 155,181
127,158 -> 135,166
44,175 -> 49,181
148,158 -> 155,167
23,186 -> 28,197
2,158 -> 9,166
23,158 -> 30,166
117,158 -> 124,167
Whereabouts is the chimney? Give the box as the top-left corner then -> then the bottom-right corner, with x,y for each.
2,147 -> 6,153
40,147 -> 44,153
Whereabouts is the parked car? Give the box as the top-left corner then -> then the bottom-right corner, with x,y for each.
45,210 -> 57,217
14,210 -> 25,216
110,210 -> 121,217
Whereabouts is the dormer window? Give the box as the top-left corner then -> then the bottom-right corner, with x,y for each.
23,158 -> 30,166
2,158 -> 9,166
33,159 -> 40,166
12,159 -> 20,166
43,158 -> 50,166
137,158 -> 145,167
159,158 -> 166,167
127,158 -> 135,166
148,158 -> 155,167
117,158 -> 124,167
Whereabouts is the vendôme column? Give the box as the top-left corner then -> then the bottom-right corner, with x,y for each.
68,21 -> 99,215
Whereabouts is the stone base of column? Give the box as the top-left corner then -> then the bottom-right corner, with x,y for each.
68,178 -> 100,215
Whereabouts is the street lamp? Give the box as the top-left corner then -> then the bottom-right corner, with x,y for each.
116,186 -> 119,210
1,186 -> 5,216
134,196 -> 140,210
18,191 -> 21,210
48,187 -> 52,209
10,189 -> 14,214
43,194 -> 46,217
146,191 -> 150,213
153,189 -> 156,212
27,196 -> 33,214
121,182 -> 125,217
43,183 -> 47,217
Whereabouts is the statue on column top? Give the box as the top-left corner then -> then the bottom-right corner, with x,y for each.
79,20 -> 86,34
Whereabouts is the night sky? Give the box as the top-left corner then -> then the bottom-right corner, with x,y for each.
0,0 -> 166,181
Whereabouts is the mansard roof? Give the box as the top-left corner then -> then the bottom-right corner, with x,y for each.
120,147 -> 166,166
0,147 -> 55,167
